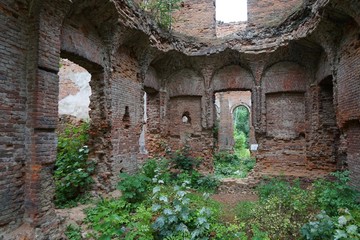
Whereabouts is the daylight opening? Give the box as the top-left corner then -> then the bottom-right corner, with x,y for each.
214,90 -> 253,154
216,0 -> 248,22
58,58 -> 91,120
233,105 -> 250,158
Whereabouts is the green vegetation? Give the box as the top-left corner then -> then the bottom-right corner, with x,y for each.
141,0 -> 182,30
233,105 -> 250,152
212,105 -> 255,179
60,143 -> 359,240
65,224 -> 82,240
54,122 -> 95,208
214,151 -> 255,178
233,172 -> 360,240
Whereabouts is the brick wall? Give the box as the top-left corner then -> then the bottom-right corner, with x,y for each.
257,62 -> 308,174
167,69 -> 205,97
346,121 -> 360,190
109,47 -> 143,187
247,0 -> 303,27
172,0 -> 216,38
166,96 -> 214,170
212,65 -> 254,91
266,93 -> 305,139
1,0 -> 360,238
0,1 -> 29,232
216,22 -> 246,38
336,25 -> 360,128
306,79 -> 340,171
335,23 -> 360,188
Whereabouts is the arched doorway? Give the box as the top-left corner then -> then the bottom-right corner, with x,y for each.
232,105 -> 250,157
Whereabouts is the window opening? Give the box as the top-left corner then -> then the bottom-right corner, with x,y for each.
216,0 -> 248,22
182,111 -> 191,124
58,58 -> 91,120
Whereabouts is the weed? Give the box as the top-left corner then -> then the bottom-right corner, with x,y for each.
65,224 -> 82,240
314,171 -> 360,216
54,122 -> 95,207
118,172 -> 151,204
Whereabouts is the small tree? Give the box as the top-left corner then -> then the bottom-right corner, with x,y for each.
142,0 -> 182,30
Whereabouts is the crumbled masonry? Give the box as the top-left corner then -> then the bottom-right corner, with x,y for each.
0,0 -> 360,238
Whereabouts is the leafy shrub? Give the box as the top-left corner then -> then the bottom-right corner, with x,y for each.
301,209 -> 360,240
54,122 -> 95,207
141,0 -> 182,30
314,171 -> 360,216
141,158 -> 159,179
169,146 -> 200,172
151,180 -> 214,239
234,131 -> 249,153
65,224 -> 82,240
170,170 -> 219,193
235,201 -> 257,222
248,178 -> 318,239
208,222 -> 246,240
214,151 -> 239,163
118,172 -> 151,204
256,177 -> 290,200
214,151 -> 255,178
194,174 -> 220,193
85,198 -> 153,239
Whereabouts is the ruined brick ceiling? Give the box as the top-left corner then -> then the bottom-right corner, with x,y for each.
108,0 -> 358,79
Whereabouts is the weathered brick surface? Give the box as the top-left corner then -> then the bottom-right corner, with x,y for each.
346,121 -> 360,190
172,0 -> 216,38
216,22 -> 246,38
166,96 -> 214,170
266,93 -> 305,139
336,25 -> 360,128
257,62 -> 308,174
306,80 -> 340,171
1,0 -> 360,238
0,0 -> 30,233
247,0 -> 303,27
212,65 -> 254,91
109,47 -> 143,187
167,69 -> 205,97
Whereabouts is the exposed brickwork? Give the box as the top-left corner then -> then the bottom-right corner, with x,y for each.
266,93 -> 305,139
247,0 -> 303,27
172,0 -> 216,38
1,0 -> 360,238
0,0 -> 32,234
212,65 -> 254,91
336,25 -> 360,128
306,80 -> 340,171
345,121 -> 360,191
145,91 -> 163,157
109,47 -> 143,187
216,22 -> 246,38
166,96 -> 214,171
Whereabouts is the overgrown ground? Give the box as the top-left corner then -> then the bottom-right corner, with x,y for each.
55,124 -> 360,240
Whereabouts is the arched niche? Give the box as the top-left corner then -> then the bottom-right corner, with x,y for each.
261,61 -> 308,139
167,68 -> 204,97
212,65 -> 255,92
262,61 -> 307,94
144,66 -> 160,92
61,8 -> 107,67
